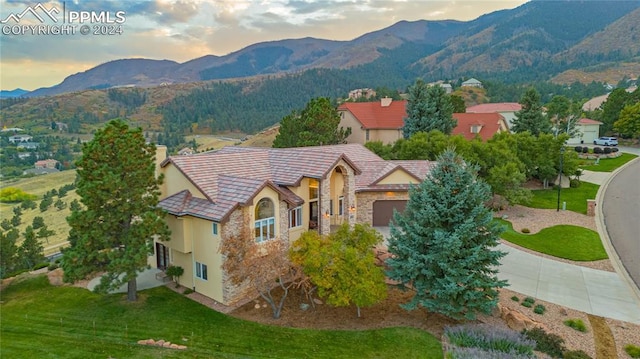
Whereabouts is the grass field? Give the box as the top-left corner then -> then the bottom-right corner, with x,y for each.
579,153 -> 638,172
528,182 -> 599,215
1,170 -> 78,255
0,275 -> 442,358
495,219 -> 608,261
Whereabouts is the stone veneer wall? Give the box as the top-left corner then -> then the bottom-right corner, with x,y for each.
356,191 -> 410,226
221,199 -> 291,306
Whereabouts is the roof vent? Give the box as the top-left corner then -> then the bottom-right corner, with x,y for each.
381,97 -> 392,107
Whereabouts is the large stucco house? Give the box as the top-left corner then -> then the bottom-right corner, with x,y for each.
466,102 -> 522,131
337,99 -> 509,144
151,144 -> 433,305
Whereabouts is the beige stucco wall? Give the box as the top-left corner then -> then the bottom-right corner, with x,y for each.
161,163 -> 206,199
339,111 -> 366,144
568,124 -> 601,144
190,216 -> 224,302
162,215 -> 192,253
376,169 -> 418,185
370,128 -> 403,144
356,191 -> 410,226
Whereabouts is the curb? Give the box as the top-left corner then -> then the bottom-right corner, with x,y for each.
594,155 -> 640,308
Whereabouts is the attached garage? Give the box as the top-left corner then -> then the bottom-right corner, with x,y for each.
372,200 -> 407,226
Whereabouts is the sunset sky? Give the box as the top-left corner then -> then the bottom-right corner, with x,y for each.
0,0 -> 528,91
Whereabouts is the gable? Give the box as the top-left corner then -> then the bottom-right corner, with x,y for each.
375,168 -> 420,185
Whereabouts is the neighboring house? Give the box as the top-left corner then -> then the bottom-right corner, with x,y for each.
440,83 -> 453,94
17,142 -> 39,150
466,103 -> 522,131
338,99 -> 507,144
348,88 -> 376,100
9,134 -> 33,143
461,78 -> 483,88
451,113 -> 510,141
177,147 -> 195,156
23,167 -> 59,176
567,118 -> 603,144
338,98 -> 405,144
152,144 -> 433,305
35,159 -> 60,169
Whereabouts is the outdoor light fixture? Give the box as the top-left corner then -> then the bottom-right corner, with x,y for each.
349,205 -> 356,212
557,147 -> 565,212
324,210 -> 330,218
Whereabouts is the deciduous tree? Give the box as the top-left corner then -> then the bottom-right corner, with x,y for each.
386,149 -> 507,320
273,97 -> 351,148
403,79 -> 456,137
290,224 -> 387,317
61,119 -> 170,302
614,102 -> 640,139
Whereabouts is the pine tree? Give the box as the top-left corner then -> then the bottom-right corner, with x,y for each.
386,149 -> 507,320
512,88 -> 551,136
61,119 -> 170,301
0,230 -> 19,278
19,226 -> 44,269
273,97 -> 351,148
403,79 -> 456,138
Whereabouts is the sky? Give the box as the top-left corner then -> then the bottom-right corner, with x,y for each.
0,0 -> 528,91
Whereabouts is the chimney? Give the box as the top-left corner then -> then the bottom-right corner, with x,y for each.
381,97 -> 392,107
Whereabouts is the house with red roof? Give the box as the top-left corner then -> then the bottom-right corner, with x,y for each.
338,98 -> 509,144
568,118 -> 603,144
466,102 -> 522,131
152,144 -> 433,305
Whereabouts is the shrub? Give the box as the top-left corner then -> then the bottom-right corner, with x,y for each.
447,346 -> 536,358
183,288 -> 194,295
0,187 -> 38,203
521,297 -> 535,308
445,324 -> 535,356
582,147 -> 589,153
533,304 -> 546,315
624,344 -> 640,358
33,262 -> 50,270
47,263 -> 59,271
603,147 -> 612,154
511,296 -> 520,302
593,147 -> 603,154
563,349 -> 592,359
521,228 -> 530,234
612,147 -> 619,153
569,179 -> 581,188
574,146 -> 582,152
522,327 -> 565,358
564,319 -> 587,332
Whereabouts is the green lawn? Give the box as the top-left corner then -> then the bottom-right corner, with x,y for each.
495,219 -> 608,261
0,276 -> 442,358
579,153 -> 638,172
528,182 -> 599,214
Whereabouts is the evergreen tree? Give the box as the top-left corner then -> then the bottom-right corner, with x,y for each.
403,79 -> 456,138
61,119 -> 170,302
272,97 -> 351,148
19,226 -> 44,269
512,88 -> 551,136
386,149 -> 507,320
0,230 -> 19,278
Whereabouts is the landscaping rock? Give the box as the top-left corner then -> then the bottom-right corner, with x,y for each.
137,338 -> 187,350
501,306 -> 547,332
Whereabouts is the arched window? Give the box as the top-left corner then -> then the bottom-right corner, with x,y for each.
255,198 -> 275,242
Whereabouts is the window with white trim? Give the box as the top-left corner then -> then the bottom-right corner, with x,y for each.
195,261 -> 208,280
255,198 -> 276,242
289,206 -> 302,228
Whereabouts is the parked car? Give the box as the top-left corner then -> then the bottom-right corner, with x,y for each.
593,137 -> 618,146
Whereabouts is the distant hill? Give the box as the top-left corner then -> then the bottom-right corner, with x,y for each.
0,89 -> 29,98
19,1 -> 640,98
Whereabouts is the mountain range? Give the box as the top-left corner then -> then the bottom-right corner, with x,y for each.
19,0 -> 640,98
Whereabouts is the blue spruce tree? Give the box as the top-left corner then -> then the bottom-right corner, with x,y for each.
386,149 -> 507,320
402,79 -> 456,138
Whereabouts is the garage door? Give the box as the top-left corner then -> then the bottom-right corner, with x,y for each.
372,200 -> 407,226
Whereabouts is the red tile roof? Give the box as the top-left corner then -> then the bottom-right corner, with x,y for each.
577,118 -> 603,125
451,113 -> 506,141
466,103 -> 522,113
338,100 -> 408,129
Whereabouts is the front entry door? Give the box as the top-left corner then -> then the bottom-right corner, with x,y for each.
156,243 -> 169,270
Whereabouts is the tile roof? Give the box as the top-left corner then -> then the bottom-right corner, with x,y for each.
338,100 -> 408,129
466,102 -> 522,113
577,118 -> 603,125
451,113 -> 506,141
159,144 -> 433,220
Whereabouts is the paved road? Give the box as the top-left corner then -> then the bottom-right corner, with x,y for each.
602,157 -> 640,290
